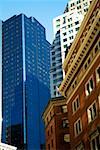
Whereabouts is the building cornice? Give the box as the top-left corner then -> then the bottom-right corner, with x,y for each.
59,1 -> 99,96
42,97 -> 66,121
63,0 -> 98,70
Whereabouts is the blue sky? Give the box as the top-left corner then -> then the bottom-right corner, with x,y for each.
0,0 -> 68,43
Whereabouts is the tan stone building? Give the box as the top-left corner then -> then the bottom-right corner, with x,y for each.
59,0 -> 100,149
42,97 -> 70,150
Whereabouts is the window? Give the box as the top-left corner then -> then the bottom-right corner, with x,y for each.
84,8 -> 88,12
72,96 -> 80,113
95,45 -> 99,53
68,24 -> 73,28
75,21 -> 79,25
75,142 -> 84,150
90,134 -> 100,150
78,11 -> 82,14
51,139 -> 53,147
77,0 -> 81,4
48,144 -> 50,150
63,38 -> 67,42
98,95 -> 100,109
96,65 -> 100,83
63,32 -> 67,36
56,24 -> 60,28
85,76 -> 94,96
62,105 -> 67,113
56,71 -> 62,76
64,44 -> 67,48
52,57 -> 55,61
54,91 -> 56,96
74,118 -> 82,136
51,126 -> 53,133
47,117 -> 49,123
88,57 -> 91,64
52,62 -> 56,66
83,2 -> 88,6
85,63 -> 87,69
53,78 -> 60,84
48,130 -> 49,136
69,29 -> 73,33
56,19 -> 60,23
52,52 -> 55,55
62,120 -> 69,128
68,18 -> 72,22
53,74 -> 56,78
87,102 -> 97,123
62,26 -> 66,30
64,134 -> 70,142
63,17 -> 66,24
68,25 -> 70,28
77,5 -> 81,9
69,36 -> 74,40
56,53 -> 61,57
71,3 -> 75,7
76,27 -> 79,31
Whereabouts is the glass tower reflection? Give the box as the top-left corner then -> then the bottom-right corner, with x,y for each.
2,14 -> 50,150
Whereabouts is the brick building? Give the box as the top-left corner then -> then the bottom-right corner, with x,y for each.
42,96 -> 70,150
59,0 -> 100,149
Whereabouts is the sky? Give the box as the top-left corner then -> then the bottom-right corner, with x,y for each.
0,0 -> 68,43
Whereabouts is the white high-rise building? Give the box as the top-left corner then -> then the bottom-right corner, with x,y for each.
0,143 -> 17,150
50,0 -> 92,98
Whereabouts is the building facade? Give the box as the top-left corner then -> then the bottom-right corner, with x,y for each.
50,0 -> 92,98
0,20 -> 17,150
0,20 -> 2,143
50,32 -> 63,98
59,0 -> 100,149
2,14 -> 50,150
43,97 -> 70,150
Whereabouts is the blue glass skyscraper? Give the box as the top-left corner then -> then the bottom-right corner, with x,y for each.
2,14 -> 50,150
